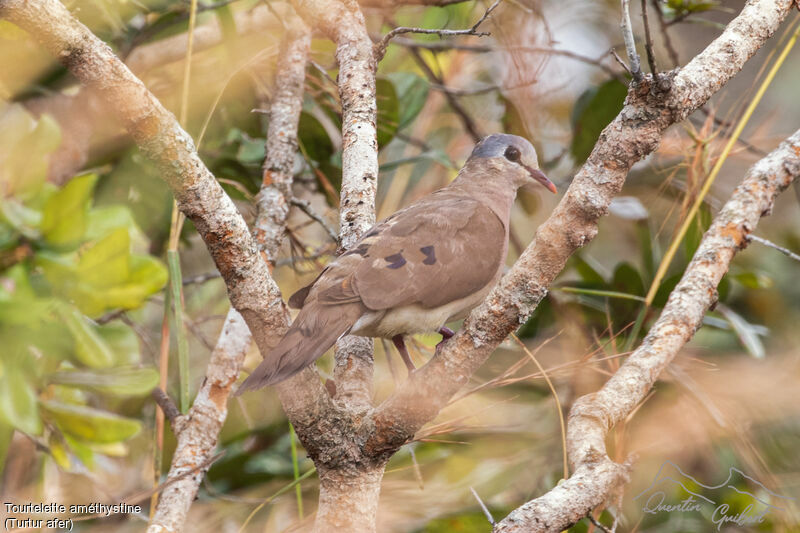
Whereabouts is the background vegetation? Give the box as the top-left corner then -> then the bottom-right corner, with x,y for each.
1,0 -> 799,530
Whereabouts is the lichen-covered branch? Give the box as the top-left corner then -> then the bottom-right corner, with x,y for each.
255,21 -> 312,265
366,0 -> 793,457
146,23 -> 311,533
493,127 -> 800,533
291,0 -> 379,412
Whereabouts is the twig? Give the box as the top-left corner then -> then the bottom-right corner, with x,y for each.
587,514 -> 612,533
290,197 -> 339,243
409,47 -> 483,141
470,487 -> 495,525
620,0 -> 644,82
391,38 -> 626,81
747,234 -> 800,262
182,271 -> 222,285
374,0 -> 503,60
151,388 -> 181,425
610,48 -> 633,76
651,0 -> 680,67
640,0 -> 658,74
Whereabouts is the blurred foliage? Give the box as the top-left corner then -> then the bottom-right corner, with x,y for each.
0,102 -> 163,475
1,0 -> 799,531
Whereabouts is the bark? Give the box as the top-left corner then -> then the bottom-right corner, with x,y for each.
493,127 -> 800,533
315,464 -> 387,532
147,22 -> 311,533
255,21 -> 312,265
365,0 -> 794,458
291,0 -> 379,412
286,1 -> 382,530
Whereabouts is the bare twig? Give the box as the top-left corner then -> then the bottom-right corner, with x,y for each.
374,0 -> 502,60
650,0 -> 680,67
291,197 -> 339,243
620,0 -> 644,82
610,48 -> 634,76
640,0 -> 658,74
151,388 -> 181,425
747,234 -> 800,262
391,38 -> 626,81
470,487 -> 496,525
587,514 -> 612,533
409,47 -> 483,141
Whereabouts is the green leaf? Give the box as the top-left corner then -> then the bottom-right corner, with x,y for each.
40,174 -> 98,248
236,136 -> 266,164
653,274 -> 682,308
0,199 -> 41,239
376,77 -> 399,148
570,254 -> 607,285
734,271 -> 773,289
570,79 -> 628,165
298,111 -> 334,164
0,364 -> 42,436
717,305 -> 766,359
0,421 -> 12,478
77,227 -> 131,288
387,72 -> 429,130
85,205 -> 139,242
49,434 -> 72,470
0,107 -> 61,197
57,304 -> 115,368
612,262 -> 645,296
49,367 -> 158,397
683,203 -> 712,260
41,401 -> 142,443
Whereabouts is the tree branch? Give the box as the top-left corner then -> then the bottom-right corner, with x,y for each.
145,20 -> 312,533
365,0 -> 793,457
373,0 -> 501,60
620,0 -> 644,82
493,126 -> 800,533
291,0 -> 379,412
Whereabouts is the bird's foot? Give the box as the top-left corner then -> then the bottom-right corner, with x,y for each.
392,334 -> 416,374
436,326 -> 455,350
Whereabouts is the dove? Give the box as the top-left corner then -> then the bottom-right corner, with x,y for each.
236,133 -> 557,393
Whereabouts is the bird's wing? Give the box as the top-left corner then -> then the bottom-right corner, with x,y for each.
314,192 -> 506,311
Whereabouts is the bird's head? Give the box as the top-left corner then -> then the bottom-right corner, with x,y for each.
468,133 -> 557,194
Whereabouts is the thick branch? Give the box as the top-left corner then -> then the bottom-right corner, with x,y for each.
494,127 -> 800,533
366,0 -> 793,456
291,0 -> 379,411
146,23 -> 312,533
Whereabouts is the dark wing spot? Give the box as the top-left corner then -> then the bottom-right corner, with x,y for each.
384,252 -> 406,269
420,245 -> 436,265
343,243 -> 370,257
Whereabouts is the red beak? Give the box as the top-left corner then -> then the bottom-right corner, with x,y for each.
527,167 -> 557,194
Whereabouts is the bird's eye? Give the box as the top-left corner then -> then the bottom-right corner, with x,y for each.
504,146 -> 521,162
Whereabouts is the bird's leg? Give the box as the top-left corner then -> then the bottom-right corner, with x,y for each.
392,334 -> 416,373
436,326 -> 455,350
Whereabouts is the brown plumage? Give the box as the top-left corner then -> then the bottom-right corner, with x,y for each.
236,134 -> 557,392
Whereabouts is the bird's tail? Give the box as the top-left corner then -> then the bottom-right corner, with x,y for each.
235,300 -> 363,393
